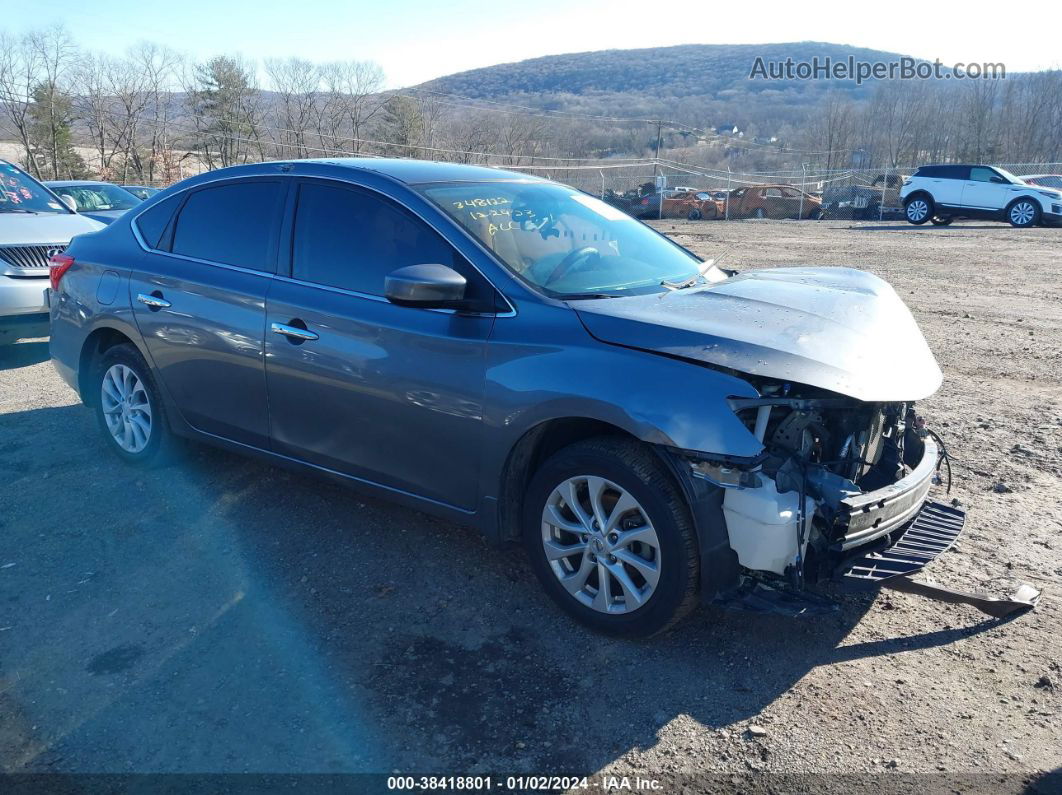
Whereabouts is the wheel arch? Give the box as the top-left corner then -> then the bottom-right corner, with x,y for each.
1006,195 -> 1042,223
497,417 -> 637,543
496,415 -> 741,602
77,324 -> 147,407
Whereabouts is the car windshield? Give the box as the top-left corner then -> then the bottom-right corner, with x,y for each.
52,183 -> 141,212
419,181 -> 713,297
995,168 -> 1022,184
0,163 -> 69,214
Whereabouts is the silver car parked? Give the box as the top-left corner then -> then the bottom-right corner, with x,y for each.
0,161 -> 103,344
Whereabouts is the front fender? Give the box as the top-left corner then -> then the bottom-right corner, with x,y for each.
482,305 -> 765,489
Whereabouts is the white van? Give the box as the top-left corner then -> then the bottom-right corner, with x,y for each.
0,160 -> 104,344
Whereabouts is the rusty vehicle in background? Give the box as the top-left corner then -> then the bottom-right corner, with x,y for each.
631,189 -> 723,220
662,190 -> 723,220
722,184 -> 822,220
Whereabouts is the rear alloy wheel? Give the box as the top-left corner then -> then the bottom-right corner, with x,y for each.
905,196 -> 932,224
94,343 -> 176,466
687,208 -> 702,221
1007,199 -> 1039,228
523,437 -> 699,637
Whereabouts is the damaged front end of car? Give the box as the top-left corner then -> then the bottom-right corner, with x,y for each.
575,266 -> 1039,617
693,386 -> 950,581
682,386 -> 1037,617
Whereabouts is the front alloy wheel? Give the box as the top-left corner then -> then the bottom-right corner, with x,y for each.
523,437 -> 699,637
1008,200 -> 1039,228
541,475 -> 661,614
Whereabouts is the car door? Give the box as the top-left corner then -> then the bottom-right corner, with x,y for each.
129,178 -> 286,448
962,166 -> 1009,211
929,165 -> 968,207
780,187 -> 806,218
264,178 -> 498,510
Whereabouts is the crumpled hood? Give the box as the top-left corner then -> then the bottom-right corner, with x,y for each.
574,266 -> 943,402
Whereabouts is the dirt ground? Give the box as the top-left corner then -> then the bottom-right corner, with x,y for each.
0,219 -> 1059,789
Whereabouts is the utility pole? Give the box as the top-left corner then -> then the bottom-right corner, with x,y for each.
654,120 -> 663,219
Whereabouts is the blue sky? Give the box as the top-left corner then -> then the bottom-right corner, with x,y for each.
9,0 -> 1060,88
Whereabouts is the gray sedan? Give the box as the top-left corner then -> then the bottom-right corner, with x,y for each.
49,158 -> 960,637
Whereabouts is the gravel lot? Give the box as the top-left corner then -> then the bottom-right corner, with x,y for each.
0,219 -> 1059,789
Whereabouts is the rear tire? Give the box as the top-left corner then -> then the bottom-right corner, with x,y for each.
1007,199 -> 1040,228
522,436 -> 699,638
905,195 -> 933,224
687,208 -> 702,221
92,343 -> 178,467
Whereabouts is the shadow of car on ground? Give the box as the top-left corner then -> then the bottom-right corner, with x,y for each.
0,403 -> 1011,774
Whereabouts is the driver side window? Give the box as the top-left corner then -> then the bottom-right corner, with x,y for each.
970,167 -> 999,183
291,181 -> 496,308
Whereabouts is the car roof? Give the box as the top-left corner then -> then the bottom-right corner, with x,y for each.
306,158 -> 546,184
177,158 -> 546,187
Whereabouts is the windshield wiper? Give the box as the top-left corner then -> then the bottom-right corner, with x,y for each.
660,276 -> 702,290
552,292 -> 622,300
0,207 -> 38,214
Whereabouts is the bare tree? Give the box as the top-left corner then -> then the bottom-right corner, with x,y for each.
264,57 -> 319,158
0,31 -> 41,175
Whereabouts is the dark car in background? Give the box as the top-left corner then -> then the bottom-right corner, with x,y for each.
50,158 -> 961,637
44,180 -> 142,225
820,174 -> 906,221
122,185 -> 162,200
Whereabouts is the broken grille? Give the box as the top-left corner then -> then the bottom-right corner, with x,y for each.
839,501 -> 965,583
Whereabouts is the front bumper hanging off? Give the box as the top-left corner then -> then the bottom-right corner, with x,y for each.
717,433 -> 1041,618
837,500 -> 1040,618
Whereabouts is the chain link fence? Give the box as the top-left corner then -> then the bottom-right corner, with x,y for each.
500,160 -> 1062,222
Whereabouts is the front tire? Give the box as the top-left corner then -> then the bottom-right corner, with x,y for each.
905,195 -> 933,224
93,343 -> 176,466
1007,199 -> 1040,228
523,437 -> 699,638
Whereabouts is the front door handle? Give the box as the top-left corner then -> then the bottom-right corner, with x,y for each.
136,292 -> 171,310
271,321 -> 319,342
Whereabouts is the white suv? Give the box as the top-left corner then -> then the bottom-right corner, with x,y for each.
900,164 -> 1062,228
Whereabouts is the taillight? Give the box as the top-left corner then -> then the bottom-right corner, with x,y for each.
49,253 -> 75,291
641,197 -> 650,205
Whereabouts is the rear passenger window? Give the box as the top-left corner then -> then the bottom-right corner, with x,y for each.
134,194 -> 181,249
941,166 -> 970,180
291,181 -> 478,299
171,181 -> 283,271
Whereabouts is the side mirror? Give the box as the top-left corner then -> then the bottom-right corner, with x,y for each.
385,263 -> 467,309
990,176 -> 1007,184
59,195 -> 78,212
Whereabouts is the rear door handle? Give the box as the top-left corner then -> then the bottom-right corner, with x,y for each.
136,292 -> 171,309
271,321 -> 319,342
